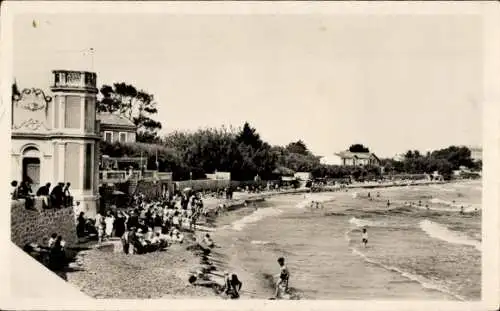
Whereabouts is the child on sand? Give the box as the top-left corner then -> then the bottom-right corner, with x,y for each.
362,228 -> 368,247
275,257 -> 290,298
223,272 -> 243,299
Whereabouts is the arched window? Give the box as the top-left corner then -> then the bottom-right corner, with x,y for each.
21,145 -> 41,190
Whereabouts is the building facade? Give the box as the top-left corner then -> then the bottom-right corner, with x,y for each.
11,70 -> 100,217
469,146 -> 482,162
334,151 -> 381,167
97,112 -> 137,143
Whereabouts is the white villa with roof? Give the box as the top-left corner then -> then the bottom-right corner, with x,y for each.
334,150 -> 381,167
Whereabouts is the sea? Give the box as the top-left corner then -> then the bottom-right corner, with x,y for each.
211,180 -> 481,300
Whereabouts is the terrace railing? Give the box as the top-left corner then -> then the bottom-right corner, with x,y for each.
99,170 -> 173,184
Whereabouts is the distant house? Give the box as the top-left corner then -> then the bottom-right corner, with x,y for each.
392,153 -> 406,162
334,151 -> 381,167
97,112 -> 137,144
469,146 -> 482,162
206,172 -> 231,180
294,172 -> 312,181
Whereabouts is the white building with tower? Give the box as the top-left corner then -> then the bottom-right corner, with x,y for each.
11,70 -> 100,217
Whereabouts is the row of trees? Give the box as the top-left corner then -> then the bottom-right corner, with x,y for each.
92,81 -> 481,181
101,123 -> 329,181
100,120 -> 481,181
381,146 -> 481,179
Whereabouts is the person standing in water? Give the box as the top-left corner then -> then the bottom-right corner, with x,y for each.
362,228 -> 368,247
275,257 -> 290,298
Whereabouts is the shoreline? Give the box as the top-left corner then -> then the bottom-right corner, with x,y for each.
66,179 -> 479,299
192,179 -> 480,300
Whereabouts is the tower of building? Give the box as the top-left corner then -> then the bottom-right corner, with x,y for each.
50,70 -> 100,216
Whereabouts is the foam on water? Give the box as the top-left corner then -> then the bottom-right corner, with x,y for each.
296,194 -> 336,209
419,220 -> 481,251
349,217 -> 387,228
251,240 -> 271,245
231,207 -> 283,231
349,246 -> 465,301
343,227 -> 464,301
427,198 -> 479,212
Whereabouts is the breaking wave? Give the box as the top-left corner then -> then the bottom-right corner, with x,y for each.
231,207 -> 282,231
349,217 -> 387,228
344,226 -> 464,301
295,194 -> 336,209
419,220 -> 481,251
349,247 -> 465,301
251,240 -> 271,245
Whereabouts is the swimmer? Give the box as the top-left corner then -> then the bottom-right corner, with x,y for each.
362,228 -> 368,248
275,257 -> 290,298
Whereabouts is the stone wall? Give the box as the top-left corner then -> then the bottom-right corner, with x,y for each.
11,198 -> 78,248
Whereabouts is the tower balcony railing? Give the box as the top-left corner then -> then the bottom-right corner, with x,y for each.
52,70 -> 98,93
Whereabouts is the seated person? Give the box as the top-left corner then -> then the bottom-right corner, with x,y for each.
50,183 -> 65,208
131,230 -> 146,254
145,227 -> 154,241
36,183 -> 51,198
18,181 -> 35,209
173,229 -> 184,244
151,232 -> 168,250
182,217 -> 191,230
203,234 -> 215,248
48,233 -> 58,248
11,180 -> 19,200
222,272 -> 243,299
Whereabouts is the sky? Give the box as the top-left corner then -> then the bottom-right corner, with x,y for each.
12,13 -> 483,158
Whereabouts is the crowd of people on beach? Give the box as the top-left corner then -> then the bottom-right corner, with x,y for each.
77,190 -> 210,254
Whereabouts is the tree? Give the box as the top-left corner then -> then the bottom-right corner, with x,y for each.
471,160 -> 482,172
431,146 -> 474,169
97,82 -> 162,142
349,144 -> 370,153
286,140 -> 310,155
404,150 -> 413,159
235,122 -> 263,149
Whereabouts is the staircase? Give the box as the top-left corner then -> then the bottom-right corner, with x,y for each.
128,178 -> 138,195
